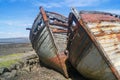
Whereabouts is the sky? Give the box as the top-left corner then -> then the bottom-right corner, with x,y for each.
0,0 -> 120,38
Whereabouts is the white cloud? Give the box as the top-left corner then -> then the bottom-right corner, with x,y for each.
97,9 -> 120,15
0,20 -> 31,38
0,0 -> 109,8
66,0 -> 109,7
0,20 -> 32,38
32,1 -> 63,8
106,10 -> 120,15
0,20 -> 32,27
23,23 -> 32,27
32,0 -> 109,8
64,0 -> 98,7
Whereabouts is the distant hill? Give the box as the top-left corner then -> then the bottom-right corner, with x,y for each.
0,37 -> 30,44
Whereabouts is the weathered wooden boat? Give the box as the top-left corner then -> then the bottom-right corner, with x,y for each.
67,8 -> 120,80
29,7 -> 68,77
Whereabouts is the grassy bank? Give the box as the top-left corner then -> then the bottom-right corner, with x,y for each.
0,53 -> 22,68
0,43 -> 34,68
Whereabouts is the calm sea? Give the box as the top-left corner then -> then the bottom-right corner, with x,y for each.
0,37 -> 30,44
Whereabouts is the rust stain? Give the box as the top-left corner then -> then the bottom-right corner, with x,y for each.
116,34 -> 120,41
52,28 -> 67,33
50,21 -> 68,28
110,66 -> 120,80
81,13 -> 120,23
49,52 -> 68,78
30,6 -> 68,78
68,9 -> 120,80
80,11 -> 120,79
40,6 -> 48,22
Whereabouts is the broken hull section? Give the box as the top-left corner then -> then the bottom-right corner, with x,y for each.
67,10 -> 120,80
30,7 -> 68,78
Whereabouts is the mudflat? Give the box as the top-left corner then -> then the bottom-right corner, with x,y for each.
0,43 -> 86,80
0,43 -> 32,56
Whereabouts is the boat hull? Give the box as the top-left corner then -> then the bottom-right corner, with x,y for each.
67,10 -> 120,80
30,7 -> 68,78
68,27 -> 116,80
31,25 -> 68,77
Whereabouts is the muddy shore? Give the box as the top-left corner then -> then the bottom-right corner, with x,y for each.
0,43 -> 33,56
0,43 -> 86,80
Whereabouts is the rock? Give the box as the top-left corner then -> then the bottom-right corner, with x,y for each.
0,67 -> 9,75
15,63 -> 22,70
17,69 -> 29,76
1,70 -> 17,80
36,58 -> 39,62
8,63 -> 22,71
9,64 -> 16,71
22,66 -> 31,72
18,61 -> 24,68
26,54 -> 38,60
29,59 -> 34,65
1,72 -> 11,79
0,77 -> 5,80
24,60 -> 29,65
11,70 -> 17,77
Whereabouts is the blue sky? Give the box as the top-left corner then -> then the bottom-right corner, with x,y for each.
0,0 -> 120,38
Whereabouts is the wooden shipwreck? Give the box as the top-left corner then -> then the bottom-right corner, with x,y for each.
29,7 -> 68,78
67,8 -> 120,80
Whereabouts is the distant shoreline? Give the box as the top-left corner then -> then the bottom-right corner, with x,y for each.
0,37 -> 30,45
0,42 -> 33,56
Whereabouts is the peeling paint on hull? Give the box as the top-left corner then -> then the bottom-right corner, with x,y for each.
29,7 -> 68,78
67,9 -> 120,80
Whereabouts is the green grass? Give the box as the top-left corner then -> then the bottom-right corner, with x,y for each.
0,53 -> 22,58
0,53 -> 23,68
0,59 -> 19,67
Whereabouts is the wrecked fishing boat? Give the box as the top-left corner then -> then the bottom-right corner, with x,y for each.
29,7 -> 68,77
67,8 -> 120,80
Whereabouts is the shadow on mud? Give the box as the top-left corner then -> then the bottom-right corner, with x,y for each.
38,57 -> 87,80
66,60 -> 87,80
